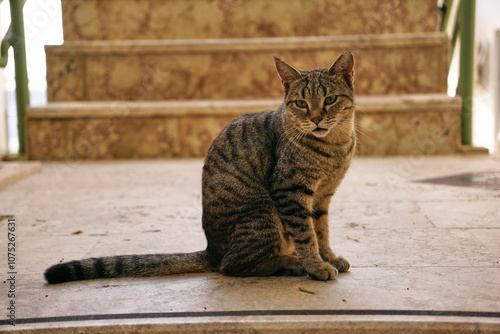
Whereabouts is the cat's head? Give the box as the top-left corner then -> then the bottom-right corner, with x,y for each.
275,52 -> 354,138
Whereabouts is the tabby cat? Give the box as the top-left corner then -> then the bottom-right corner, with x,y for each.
45,52 -> 356,284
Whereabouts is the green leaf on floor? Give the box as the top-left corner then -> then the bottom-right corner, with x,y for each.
346,235 -> 360,242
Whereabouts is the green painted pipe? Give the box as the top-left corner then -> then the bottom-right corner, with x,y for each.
456,0 -> 475,146
0,0 -> 29,155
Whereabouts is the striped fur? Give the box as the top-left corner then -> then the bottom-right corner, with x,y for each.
45,52 -> 355,284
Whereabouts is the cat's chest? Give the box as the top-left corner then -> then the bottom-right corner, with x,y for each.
303,143 -> 353,174
315,143 -> 354,190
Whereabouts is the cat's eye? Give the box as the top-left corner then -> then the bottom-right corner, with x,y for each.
295,100 -> 308,108
324,96 -> 337,105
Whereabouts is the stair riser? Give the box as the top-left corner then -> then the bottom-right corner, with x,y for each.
46,35 -> 447,101
27,102 -> 461,160
356,110 -> 461,156
62,0 -> 438,41
27,115 -> 236,160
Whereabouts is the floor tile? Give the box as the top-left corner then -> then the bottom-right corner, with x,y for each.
0,161 -> 41,190
468,229 -> 500,261
331,200 -> 433,229
333,228 -> 499,268
418,201 -> 500,229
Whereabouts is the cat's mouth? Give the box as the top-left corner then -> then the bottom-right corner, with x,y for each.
311,127 -> 330,137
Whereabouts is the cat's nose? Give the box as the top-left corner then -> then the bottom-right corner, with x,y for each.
311,117 -> 323,125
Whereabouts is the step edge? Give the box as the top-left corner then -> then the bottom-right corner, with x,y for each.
45,33 -> 447,55
356,94 -> 462,112
9,317 -> 500,334
27,94 -> 461,119
27,100 -> 282,119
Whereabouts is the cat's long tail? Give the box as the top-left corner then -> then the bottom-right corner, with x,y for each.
44,250 -> 211,284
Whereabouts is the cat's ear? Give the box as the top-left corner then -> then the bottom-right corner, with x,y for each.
328,52 -> 354,87
274,57 -> 301,92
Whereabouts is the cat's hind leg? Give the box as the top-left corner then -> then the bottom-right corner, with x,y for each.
220,253 -> 305,277
218,216 -> 305,277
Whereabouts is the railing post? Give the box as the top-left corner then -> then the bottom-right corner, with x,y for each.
1,0 -> 30,155
10,0 -> 30,155
456,0 -> 475,146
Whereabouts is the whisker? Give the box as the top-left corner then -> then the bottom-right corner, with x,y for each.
354,119 -> 375,144
279,122 -> 305,154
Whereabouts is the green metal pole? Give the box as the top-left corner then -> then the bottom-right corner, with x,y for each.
456,0 -> 475,146
8,0 -> 30,155
441,0 -> 454,32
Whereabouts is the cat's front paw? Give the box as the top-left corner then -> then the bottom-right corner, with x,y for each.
331,256 -> 350,272
320,252 -> 336,264
306,262 -> 338,281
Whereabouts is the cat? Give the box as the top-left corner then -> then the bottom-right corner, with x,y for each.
45,52 -> 356,284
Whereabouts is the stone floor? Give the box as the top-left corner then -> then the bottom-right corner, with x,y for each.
0,155 -> 499,333
0,161 -> 41,190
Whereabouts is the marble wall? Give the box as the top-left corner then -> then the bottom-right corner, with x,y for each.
62,0 -> 439,41
46,34 -> 448,102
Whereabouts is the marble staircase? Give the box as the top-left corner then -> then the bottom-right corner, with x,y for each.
27,0 -> 462,159
60,0 -> 439,40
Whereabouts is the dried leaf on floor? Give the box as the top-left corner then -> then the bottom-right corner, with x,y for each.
89,231 -> 109,236
298,287 -> 316,295
72,230 -> 83,235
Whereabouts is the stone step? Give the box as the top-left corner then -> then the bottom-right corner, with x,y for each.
62,0 -> 439,41
26,94 -> 462,160
46,33 -> 448,102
